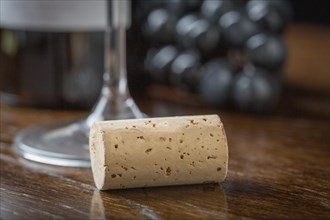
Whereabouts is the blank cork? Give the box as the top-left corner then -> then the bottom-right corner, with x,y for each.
89,114 -> 228,190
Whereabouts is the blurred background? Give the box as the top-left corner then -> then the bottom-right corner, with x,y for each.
0,0 -> 329,117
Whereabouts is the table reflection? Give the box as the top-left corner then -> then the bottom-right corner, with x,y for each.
90,184 -> 228,219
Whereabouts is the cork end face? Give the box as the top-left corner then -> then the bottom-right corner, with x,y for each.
210,114 -> 229,183
220,120 -> 229,183
89,123 -> 106,190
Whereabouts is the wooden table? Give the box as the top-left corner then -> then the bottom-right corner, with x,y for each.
1,91 -> 329,219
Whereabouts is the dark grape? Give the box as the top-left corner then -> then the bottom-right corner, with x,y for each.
143,8 -> 177,44
169,49 -> 201,90
136,0 -> 166,24
231,67 -> 280,113
175,13 -> 199,46
219,10 -> 260,47
245,33 -> 286,70
246,0 -> 293,33
199,58 -> 235,106
201,0 -> 236,24
176,14 -> 220,53
145,45 -> 179,83
165,0 -> 202,16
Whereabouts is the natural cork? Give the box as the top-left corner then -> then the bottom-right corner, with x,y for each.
89,115 -> 228,190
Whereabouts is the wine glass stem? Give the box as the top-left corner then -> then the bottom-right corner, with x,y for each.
103,25 -> 128,98
85,0 -> 142,127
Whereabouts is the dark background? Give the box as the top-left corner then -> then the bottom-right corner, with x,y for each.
289,0 -> 330,24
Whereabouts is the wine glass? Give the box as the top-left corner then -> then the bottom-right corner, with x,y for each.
14,0 -> 143,167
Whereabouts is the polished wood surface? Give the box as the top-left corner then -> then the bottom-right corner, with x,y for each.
1,93 -> 329,219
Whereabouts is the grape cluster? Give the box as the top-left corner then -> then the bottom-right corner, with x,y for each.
139,0 -> 292,113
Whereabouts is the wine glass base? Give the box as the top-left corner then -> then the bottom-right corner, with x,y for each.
14,120 -> 91,167
14,112 -> 148,168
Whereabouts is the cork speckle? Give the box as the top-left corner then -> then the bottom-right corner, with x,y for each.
111,174 -> 116,178
166,167 -> 171,176
207,155 -> 218,159
180,155 -> 184,159
189,120 -> 198,125
166,146 -> 172,150
179,139 -> 183,144
217,167 -> 222,171
144,120 -> 152,125
114,144 -> 118,149
145,148 -> 152,154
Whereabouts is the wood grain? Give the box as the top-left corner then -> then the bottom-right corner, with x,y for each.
1,98 -> 329,219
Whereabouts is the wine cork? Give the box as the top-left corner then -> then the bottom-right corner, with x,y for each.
89,115 -> 228,190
